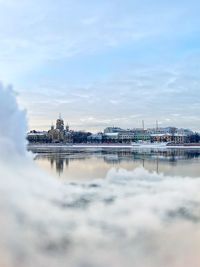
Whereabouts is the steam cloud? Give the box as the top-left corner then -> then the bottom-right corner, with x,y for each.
1,83 -> 200,267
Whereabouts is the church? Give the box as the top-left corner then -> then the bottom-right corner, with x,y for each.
48,115 -> 72,143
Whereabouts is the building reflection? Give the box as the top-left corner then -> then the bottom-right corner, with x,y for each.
35,149 -> 200,176
48,156 -> 69,176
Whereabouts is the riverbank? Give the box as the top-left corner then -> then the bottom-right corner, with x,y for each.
27,143 -> 200,150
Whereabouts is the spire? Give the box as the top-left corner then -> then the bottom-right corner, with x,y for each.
51,121 -> 54,130
142,120 -> 145,130
156,120 -> 158,131
66,122 -> 69,132
56,114 -> 64,131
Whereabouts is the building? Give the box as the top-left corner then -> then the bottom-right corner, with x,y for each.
104,127 -> 124,133
71,131 -> 92,143
103,127 -> 134,143
173,133 -> 188,144
150,133 -> 172,143
48,125 -> 63,143
27,121 -> 194,145
27,116 -> 72,144
56,115 -> 64,131
118,131 -> 134,142
87,133 -> 103,143
104,133 -> 119,142
131,129 -> 151,142
150,133 -> 187,144
27,131 -> 50,143
147,126 -> 193,144
48,116 -> 72,143
147,127 -> 177,135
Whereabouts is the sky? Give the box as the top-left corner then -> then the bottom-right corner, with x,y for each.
0,0 -> 200,132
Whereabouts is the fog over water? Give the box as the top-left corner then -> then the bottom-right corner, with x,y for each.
1,84 -> 200,267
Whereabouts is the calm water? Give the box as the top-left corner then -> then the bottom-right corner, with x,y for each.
31,147 -> 200,180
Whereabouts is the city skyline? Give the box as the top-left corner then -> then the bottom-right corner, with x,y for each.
30,114 -> 194,134
0,0 -> 199,131
29,114 -> 194,135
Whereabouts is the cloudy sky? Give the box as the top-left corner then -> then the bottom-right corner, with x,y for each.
0,0 -> 200,132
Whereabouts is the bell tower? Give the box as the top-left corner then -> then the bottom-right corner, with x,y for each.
56,114 -> 64,131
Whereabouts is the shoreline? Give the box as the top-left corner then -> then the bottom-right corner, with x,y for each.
27,143 -> 200,150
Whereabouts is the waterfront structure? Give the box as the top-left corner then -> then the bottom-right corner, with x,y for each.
27,119 -> 195,145
102,126 -> 191,144
103,128 -> 151,143
87,133 -> 103,143
173,133 -> 188,144
118,131 -> 134,142
150,133 -> 187,144
27,116 -> 72,144
131,129 -> 151,142
146,126 -> 192,144
27,131 -> 49,143
71,131 -> 92,143
103,130 -> 134,143
104,132 -> 119,142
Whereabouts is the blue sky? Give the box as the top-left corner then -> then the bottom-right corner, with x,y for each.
0,0 -> 200,131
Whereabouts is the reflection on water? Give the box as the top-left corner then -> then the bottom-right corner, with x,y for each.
31,148 -> 200,180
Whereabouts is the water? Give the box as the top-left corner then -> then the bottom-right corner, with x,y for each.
5,147 -> 200,267
31,147 -> 200,180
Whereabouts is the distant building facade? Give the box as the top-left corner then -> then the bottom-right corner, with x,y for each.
150,133 -> 188,144
27,131 -> 49,143
104,127 -> 124,134
27,116 -> 72,144
131,129 -> 151,142
48,116 -> 72,143
27,119 -> 195,145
